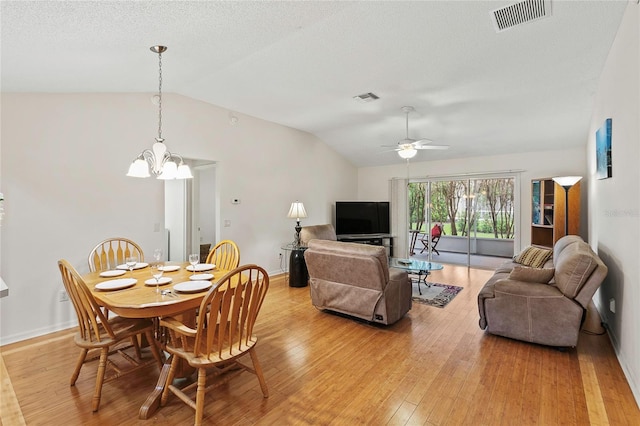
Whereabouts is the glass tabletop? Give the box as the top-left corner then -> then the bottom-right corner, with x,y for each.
281,243 -> 308,251
389,258 -> 444,272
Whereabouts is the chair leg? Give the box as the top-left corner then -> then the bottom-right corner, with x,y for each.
195,368 -> 206,426
70,348 -> 88,386
144,330 -> 165,368
249,348 -> 269,398
131,336 -> 143,360
92,348 -> 109,412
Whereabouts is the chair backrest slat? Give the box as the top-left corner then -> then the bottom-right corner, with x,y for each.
194,265 -> 268,360
88,238 -> 144,272
206,240 -> 240,271
59,259 -> 115,342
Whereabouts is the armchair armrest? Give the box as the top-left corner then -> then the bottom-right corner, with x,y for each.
493,279 -> 563,298
160,317 -> 197,338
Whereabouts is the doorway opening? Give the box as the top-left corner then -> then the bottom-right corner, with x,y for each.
164,160 -> 217,262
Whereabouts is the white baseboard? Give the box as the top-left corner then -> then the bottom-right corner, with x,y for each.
594,300 -> 640,409
0,321 -> 76,347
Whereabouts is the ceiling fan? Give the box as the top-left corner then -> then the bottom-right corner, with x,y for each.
383,106 -> 449,159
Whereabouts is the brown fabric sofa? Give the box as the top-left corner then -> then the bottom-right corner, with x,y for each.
304,239 -> 412,325
478,235 -> 608,347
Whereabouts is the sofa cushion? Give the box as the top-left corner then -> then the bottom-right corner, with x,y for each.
554,242 -> 598,298
513,246 -> 553,268
509,266 -> 555,284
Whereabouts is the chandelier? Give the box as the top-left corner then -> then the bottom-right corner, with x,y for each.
127,46 -> 193,179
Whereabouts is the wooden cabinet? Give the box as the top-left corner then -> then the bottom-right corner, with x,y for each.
531,178 -> 580,248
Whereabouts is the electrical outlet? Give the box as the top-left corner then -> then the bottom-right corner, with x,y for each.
59,290 -> 69,302
609,298 -> 616,313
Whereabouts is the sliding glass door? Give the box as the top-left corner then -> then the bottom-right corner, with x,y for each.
408,175 -> 516,268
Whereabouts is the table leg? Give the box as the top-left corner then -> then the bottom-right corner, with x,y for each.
139,362 -> 171,419
416,270 -> 431,295
140,311 -> 198,419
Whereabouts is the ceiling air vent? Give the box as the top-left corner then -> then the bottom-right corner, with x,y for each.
491,0 -> 551,33
353,92 -> 380,103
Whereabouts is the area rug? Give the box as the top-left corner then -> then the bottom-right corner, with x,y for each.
411,281 -> 463,308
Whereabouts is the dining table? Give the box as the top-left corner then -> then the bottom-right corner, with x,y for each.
84,261 -> 230,419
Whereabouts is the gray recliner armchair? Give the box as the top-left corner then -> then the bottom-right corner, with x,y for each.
304,239 -> 412,325
478,236 -> 608,347
299,224 -> 337,247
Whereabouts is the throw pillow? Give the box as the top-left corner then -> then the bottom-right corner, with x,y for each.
509,265 -> 555,283
513,246 -> 553,268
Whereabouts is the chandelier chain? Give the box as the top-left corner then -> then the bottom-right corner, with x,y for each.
157,50 -> 163,140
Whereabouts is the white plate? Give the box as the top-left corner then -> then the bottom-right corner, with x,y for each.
144,277 -> 173,286
189,273 -> 213,281
116,262 -> 149,270
95,278 -> 137,291
159,265 -> 180,272
186,263 -> 215,272
99,270 -> 126,277
173,280 -> 212,293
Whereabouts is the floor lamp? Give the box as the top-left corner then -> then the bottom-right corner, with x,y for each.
552,176 -> 582,236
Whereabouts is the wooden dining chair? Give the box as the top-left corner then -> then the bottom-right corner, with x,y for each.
58,259 -> 164,412
205,239 -> 240,270
88,237 -> 144,272
160,264 -> 269,426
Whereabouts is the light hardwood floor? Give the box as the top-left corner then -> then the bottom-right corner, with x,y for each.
2,265 -> 639,425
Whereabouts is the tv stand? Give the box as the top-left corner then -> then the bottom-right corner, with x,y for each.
336,234 -> 393,256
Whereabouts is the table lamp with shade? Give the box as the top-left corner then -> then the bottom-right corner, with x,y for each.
552,176 -> 582,236
287,201 -> 307,247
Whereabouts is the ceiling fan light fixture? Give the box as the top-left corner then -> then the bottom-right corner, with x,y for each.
398,147 -> 417,159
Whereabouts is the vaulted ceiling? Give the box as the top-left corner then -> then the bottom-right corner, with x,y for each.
1,1 -> 627,167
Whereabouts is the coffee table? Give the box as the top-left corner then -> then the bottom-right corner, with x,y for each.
389,258 -> 444,295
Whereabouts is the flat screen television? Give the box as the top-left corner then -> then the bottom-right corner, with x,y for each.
335,201 -> 390,235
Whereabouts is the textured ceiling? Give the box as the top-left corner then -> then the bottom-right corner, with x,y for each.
1,1 -> 627,167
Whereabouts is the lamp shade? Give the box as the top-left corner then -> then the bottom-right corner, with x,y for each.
398,148 -> 417,159
176,163 -> 193,179
552,176 -> 582,187
157,161 -> 178,180
287,202 -> 307,220
126,158 -> 151,178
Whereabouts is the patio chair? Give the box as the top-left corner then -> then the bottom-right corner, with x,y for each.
420,224 -> 442,255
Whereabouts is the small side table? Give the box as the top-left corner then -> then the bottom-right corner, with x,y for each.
281,244 -> 309,287
389,258 -> 444,295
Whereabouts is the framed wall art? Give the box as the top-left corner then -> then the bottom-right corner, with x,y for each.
596,118 -> 612,180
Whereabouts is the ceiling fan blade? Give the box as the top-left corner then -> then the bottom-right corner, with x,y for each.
413,138 -> 435,146
415,144 -> 449,150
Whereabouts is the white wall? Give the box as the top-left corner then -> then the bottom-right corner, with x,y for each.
0,93 -> 356,344
358,148 -> 588,251
588,1 -> 640,405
